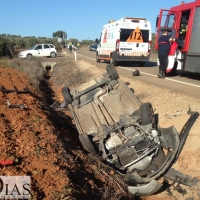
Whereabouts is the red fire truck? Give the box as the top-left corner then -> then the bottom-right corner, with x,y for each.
155,0 -> 200,75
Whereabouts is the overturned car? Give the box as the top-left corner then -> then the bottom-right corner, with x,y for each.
62,64 -> 199,196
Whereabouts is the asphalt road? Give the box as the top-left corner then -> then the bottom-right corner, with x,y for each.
73,47 -> 200,98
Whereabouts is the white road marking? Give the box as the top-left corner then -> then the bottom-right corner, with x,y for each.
77,53 -> 200,88
120,67 -> 200,88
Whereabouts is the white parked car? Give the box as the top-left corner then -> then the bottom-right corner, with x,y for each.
19,44 -> 57,59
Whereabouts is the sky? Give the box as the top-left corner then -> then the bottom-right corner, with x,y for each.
0,0 -> 191,41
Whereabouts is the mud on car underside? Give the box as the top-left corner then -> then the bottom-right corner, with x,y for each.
62,64 -> 199,196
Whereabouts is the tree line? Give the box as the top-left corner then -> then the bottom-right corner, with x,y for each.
0,30 -> 156,58
0,31 -> 96,58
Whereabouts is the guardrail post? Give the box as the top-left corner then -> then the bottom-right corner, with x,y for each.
74,50 -> 77,61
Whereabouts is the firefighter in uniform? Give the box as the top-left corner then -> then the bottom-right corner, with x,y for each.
179,15 -> 188,41
158,29 -> 175,78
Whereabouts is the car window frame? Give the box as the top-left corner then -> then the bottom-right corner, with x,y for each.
34,44 -> 43,50
44,44 -> 50,49
49,44 -> 54,48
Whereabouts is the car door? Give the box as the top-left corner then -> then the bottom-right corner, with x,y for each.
33,44 -> 43,57
43,44 -> 51,56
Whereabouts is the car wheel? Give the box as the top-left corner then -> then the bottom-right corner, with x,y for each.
50,52 -> 56,58
140,102 -> 156,128
61,86 -> 73,104
96,52 -> 100,63
139,62 -> 145,67
110,56 -> 117,66
26,54 -> 32,59
79,134 -> 97,154
106,64 -> 119,80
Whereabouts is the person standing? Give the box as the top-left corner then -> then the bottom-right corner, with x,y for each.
77,42 -> 80,50
69,41 -> 72,53
158,30 -> 175,78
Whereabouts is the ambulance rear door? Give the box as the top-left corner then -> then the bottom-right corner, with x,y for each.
119,26 -> 150,56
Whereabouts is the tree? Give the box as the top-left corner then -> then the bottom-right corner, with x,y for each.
68,38 -> 79,45
0,36 -> 15,57
52,31 -> 65,38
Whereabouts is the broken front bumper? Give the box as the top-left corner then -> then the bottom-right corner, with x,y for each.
126,112 -> 199,196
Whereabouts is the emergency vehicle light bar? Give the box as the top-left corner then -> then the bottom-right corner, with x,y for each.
108,20 -> 115,23
124,17 -> 146,21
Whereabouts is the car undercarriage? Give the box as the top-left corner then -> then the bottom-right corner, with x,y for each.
62,64 -> 199,196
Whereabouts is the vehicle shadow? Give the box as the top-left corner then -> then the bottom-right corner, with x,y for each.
168,71 -> 200,81
117,61 -> 157,68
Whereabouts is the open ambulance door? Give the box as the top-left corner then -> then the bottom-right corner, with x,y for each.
155,10 -> 178,50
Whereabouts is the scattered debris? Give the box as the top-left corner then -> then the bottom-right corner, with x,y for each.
0,160 -> 13,165
0,86 -> 29,94
187,106 -> 195,115
132,70 -> 140,76
165,110 -> 182,119
50,100 -> 69,111
6,99 -> 27,109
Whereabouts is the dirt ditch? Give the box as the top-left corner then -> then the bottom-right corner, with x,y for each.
0,52 -> 200,199
0,59 -> 135,200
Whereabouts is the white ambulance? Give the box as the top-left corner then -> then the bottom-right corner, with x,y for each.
96,17 -> 152,66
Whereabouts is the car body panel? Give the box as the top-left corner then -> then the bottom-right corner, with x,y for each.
72,79 -> 141,135
43,44 -> 54,56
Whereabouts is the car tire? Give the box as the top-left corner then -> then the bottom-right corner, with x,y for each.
79,134 -> 97,154
50,52 -> 56,58
106,64 -> 119,80
96,52 -> 100,63
139,62 -> 145,67
26,54 -> 32,59
140,102 -> 156,128
110,56 -> 117,66
61,86 -> 73,104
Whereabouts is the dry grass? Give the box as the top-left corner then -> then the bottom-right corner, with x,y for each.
8,57 -> 45,88
51,59 -> 93,89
